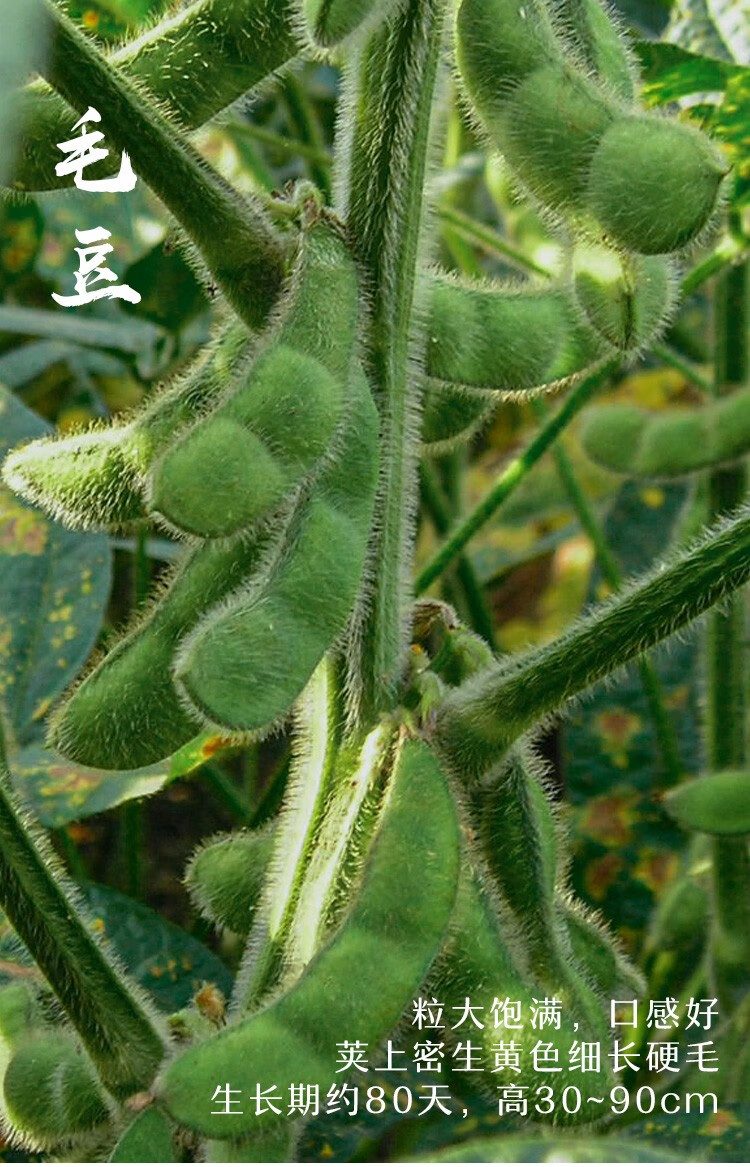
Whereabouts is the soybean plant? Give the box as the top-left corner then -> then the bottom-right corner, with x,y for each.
0,0 -> 747,1160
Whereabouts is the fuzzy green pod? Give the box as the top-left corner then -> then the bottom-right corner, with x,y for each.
562,898 -> 646,999
186,825 -> 275,933
434,866 -> 615,1122
300,0 -> 399,45
426,276 -> 576,393
587,117 -> 727,255
172,364 -> 379,734
456,0 -> 724,253
663,772 -> 750,836
477,751 -> 609,1043
572,246 -> 674,352
551,0 -> 636,101
159,736 -> 461,1137
50,524 -> 275,770
2,321 -> 251,532
149,218 -> 359,539
110,1107 -> 174,1163
11,0 -> 300,194
580,389 -> 750,480
3,1034 -> 110,1146
501,61 -> 616,210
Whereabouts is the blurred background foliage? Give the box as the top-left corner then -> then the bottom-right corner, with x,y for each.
0,0 -> 748,1159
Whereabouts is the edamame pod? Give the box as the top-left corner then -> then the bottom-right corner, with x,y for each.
587,117 -> 726,255
49,524 -> 276,770
580,389 -> 750,480
551,0 -> 636,101
159,736 -> 461,1137
434,865 -> 615,1123
572,246 -> 675,352
2,320 -> 251,532
562,898 -> 646,999
173,364 -> 379,734
300,0 -> 401,46
456,0 -> 725,254
3,1034 -> 110,1147
663,771 -> 750,836
186,825 -> 275,933
149,217 -> 360,539
110,1107 -> 174,1163
477,751 -> 611,1043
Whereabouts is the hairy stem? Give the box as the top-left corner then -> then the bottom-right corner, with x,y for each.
434,502 -> 750,779
38,0 -> 287,329
341,0 -> 446,719
419,460 -> 496,647
706,262 -> 750,1012
13,0 -> 300,193
416,360 -> 617,594
0,719 -> 165,1098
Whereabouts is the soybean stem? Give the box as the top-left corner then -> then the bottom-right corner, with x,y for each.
706,261 -> 750,1013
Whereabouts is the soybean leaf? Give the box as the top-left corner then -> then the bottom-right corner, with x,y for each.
82,884 -> 233,1011
0,387 -> 111,744
0,305 -> 163,361
636,40 -> 744,102
120,242 -> 208,333
8,741 -> 169,828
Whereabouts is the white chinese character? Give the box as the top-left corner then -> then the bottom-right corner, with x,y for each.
685,1041 -> 719,1072
325,1083 -> 359,1116
211,1083 -> 243,1115
609,1040 -> 640,1074
288,1084 -> 320,1117
55,107 -> 137,192
335,1040 -> 369,1074
250,1084 -> 282,1116
647,1041 -> 679,1073
610,999 -> 639,1028
413,997 -> 444,1029
490,997 -> 523,1029
531,1041 -> 561,1072
417,1084 -> 453,1115
374,1040 -> 407,1072
451,997 -> 485,1029
52,227 -> 141,307
530,997 -> 561,1030
497,1084 -> 528,1116
490,1039 -> 523,1074
414,1040 -> 445,1074
685,998 -> 719,1030
647,998 -> 680,1029
452,1039 -> 484,1072
569,1041 -> 601,1073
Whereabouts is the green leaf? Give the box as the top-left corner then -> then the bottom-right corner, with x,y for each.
8,741 -> 170,828
0,305 -> 164,360
664,771 -> 750,835
0,883 -> 232,1013
0,387 -> 112,744
635,40 -> 744,103
711,70 -> 750,208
